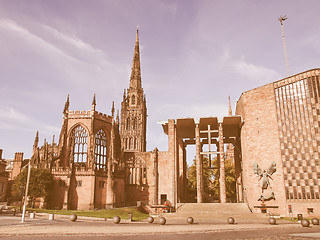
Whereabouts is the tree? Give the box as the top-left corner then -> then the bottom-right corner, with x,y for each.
187,155 -> 236,202
187,156 -> 215,202
12,167 -> 54,207
211,157 -> 237,202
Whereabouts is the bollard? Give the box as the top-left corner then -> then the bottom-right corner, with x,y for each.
312,218 -> 319,225
297,214 -> 303,222
159,217 -> 166,225
187,217 -> 194,224
228,217 -> 235,224
301,219 -> 310,227
70,214 -> 77,222
113,216 -> 121,224
49,213 -> 55,220
147,216 -> 154,224
128,212 -> 132,222
268,217 -> 276,225
30,212 -> 35,219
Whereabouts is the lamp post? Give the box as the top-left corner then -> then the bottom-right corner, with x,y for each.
21,161 -> 31,223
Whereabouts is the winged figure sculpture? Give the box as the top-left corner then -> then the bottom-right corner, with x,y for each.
253,161 -> 276,201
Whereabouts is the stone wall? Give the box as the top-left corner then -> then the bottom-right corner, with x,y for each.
236,83 -> 287,216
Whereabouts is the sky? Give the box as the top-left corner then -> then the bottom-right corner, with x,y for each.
0,0 -> 319,161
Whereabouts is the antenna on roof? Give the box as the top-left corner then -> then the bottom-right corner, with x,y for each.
278,15 -> 290,76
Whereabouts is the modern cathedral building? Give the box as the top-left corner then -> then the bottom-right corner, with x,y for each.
7,29 -> 320,217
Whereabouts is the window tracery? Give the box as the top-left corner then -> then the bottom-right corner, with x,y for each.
71,125 -> 88,165
95,129 -> 107,170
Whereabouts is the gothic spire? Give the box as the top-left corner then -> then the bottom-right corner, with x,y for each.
33,131 -> 39,148
111,101 -> 115,118
92,94 -> 96,111
116,110 -> 119,125
228,96 -> 233,116
129,28 -> 142,90
63,94 -> 70,114
123,89 -> 126,100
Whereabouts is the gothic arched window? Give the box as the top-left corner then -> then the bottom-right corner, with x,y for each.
129,137 -> 133,149
131,95 -> 136,105
134,138 -> 137,149
133,118 -> 136,130
95,129 -> 107,170
126,118 -> 130,130
72,125 -> 88,165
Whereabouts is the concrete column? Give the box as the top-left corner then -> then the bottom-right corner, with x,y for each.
195,124 -> 204,203
168,119 -> 177,206
152,148 -> 159,205
183,142 -> 187,202
234,138 -> 243,202
178,139 -> 185,202
219,122 -> 226,203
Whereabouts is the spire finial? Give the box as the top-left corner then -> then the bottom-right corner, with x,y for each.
136,26 -> 139,42
129,28 -> 142,89
116,110 -> 119,125
33,131 -> 39,148
111,101 -> 115,118
63,94 -> 70,114
92,94 -> 96,111
228,96 -> 232,116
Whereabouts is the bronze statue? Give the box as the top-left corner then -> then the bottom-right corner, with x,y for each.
253,161 -> 276,201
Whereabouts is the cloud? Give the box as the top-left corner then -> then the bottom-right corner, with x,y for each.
0,107 -> 60,134
0,18 -> 80,63
233,57 -> 281,82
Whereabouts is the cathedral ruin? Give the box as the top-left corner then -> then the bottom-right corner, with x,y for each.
7,29 -> 320,218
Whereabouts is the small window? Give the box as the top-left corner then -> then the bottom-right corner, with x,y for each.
131,95 -> 136,105
76,180 -> 82,187
307,208 -> 314,214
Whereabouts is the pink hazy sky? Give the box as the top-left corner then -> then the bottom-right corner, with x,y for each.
0,0 -> 319,160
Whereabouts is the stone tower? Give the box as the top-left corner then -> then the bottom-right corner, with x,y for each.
121,29 -> 147,152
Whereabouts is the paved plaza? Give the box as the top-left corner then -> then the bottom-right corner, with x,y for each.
0,214 -> 320,239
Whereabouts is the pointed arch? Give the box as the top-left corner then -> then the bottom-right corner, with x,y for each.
70,125 -> 88,165
126,118 -> 130,130
133,117 -> 136,130
131,95 -> 136,105
94,129 -> 107,170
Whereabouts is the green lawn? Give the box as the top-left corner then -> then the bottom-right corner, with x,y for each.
23,207 -> 149,221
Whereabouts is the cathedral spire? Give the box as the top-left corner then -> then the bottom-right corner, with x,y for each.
111,101 -> 115,118
129,28 -> 142,90
33,131 -> 39,148
116,110 -> 119,125
228,96 -> 233,116
92,94 -> 96,111
63,94 -> 70,114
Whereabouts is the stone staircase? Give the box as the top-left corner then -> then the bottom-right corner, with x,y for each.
163,203 -> 267,224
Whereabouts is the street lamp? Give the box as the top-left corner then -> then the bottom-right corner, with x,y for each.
21,161 -> 31,223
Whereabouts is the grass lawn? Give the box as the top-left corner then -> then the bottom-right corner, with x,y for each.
21,207 -> 149,221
